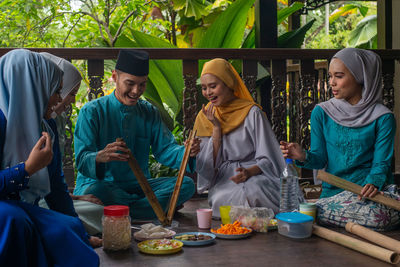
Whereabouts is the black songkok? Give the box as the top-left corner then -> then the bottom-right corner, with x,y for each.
115,49 -> 149,76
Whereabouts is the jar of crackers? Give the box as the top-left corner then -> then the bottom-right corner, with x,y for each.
102,205 -> 131,251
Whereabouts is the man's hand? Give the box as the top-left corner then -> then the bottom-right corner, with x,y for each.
96,140 -> 129,163
25,132 -> 53,175
185,137 -> 201,157
89,236 -> 102,248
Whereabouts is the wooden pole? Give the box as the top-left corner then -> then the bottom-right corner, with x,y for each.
317,170 -> 400,211
116,138 -> 167,225
346,222 -> 400,254
166,130 -> 196,224
313,225 -> 400,264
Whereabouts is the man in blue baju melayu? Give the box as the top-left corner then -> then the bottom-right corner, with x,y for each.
73,49 -> 200,219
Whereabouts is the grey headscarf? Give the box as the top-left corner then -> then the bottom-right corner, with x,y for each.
0,49 -> 63,203
318,48 -> 392,128
40,52 -> 82,99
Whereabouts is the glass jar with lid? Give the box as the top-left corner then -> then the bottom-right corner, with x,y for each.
102,205 -> 131,251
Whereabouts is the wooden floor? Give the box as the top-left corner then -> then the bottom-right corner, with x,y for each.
96,198 -> 400,267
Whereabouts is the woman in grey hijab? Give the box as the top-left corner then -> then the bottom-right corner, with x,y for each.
280,48 -> 399,231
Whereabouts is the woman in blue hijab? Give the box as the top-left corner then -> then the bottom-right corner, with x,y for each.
0,49 -> 99,267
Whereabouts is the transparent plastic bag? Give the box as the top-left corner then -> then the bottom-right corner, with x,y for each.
229,206 -> 274,232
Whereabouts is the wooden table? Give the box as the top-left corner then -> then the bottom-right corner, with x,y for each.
95,199 -> 400,267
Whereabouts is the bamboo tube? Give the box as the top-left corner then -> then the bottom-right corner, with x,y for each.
317,170 -> 400,211
313,225 -> 400,264
166,130 -> 196,224
116,138 -> 167,225
346,222 -> 400,254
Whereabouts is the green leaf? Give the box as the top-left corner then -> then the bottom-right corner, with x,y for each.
278,18 -> 315,48
127,30 -> 185,117
242,28 -> 255,48
173,0 -> 210,20
329,3 -> 369,24
277,1 -> 304,25
347,15 -> 377,48
196,0 -> 255,48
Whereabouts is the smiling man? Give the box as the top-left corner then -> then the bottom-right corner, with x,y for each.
73,50 -> 199,220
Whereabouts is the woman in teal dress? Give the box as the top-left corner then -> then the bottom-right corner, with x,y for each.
280,48 -> 399,230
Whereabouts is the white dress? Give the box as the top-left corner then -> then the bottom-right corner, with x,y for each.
196,106 -> 286,216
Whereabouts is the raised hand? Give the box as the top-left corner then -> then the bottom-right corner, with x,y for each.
25,132 -> 53,175
95,140 -> 130,163
280,141 -> 306,161
202,103 -> 220,128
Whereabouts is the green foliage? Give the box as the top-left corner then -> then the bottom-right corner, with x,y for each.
278,19 -> 315,48
277,1 -> 304,25
347,15 -> 377,48
329,3 -> 368,24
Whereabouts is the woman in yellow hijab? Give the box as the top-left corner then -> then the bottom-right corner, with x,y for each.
194,58 -> 286,217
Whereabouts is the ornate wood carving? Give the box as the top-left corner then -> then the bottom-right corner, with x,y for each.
183,73 -> 198,138
242,75 -> 258,102
271,60 -> 287,142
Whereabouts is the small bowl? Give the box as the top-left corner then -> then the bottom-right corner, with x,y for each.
275,212 -> 314,239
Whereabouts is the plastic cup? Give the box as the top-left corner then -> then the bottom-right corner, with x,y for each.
196,209 -> 213,229
299,203 -> 317,222
219,205 -> 231,224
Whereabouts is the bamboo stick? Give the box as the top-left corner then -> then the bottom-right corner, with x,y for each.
346,222 -> 400,254
317,170 -> 400,211
313,225 -> 400,264
116,138 -> 167,225
166,130 -> 196,224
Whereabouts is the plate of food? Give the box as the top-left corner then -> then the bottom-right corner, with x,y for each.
137,239 -> 183,255
174,232 -> 216,246
211,221 -> 252,239
133,223 -> 176,241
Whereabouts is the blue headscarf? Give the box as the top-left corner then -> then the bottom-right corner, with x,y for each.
0,49 -> 63,203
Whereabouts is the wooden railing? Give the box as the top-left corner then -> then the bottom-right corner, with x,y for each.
1,48 -> 399,185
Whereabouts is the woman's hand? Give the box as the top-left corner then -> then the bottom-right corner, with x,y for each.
202,104 -> 220,128
185,137 -> 201,157
229,165 -> 261,184
358,184 -> 382,200
280,141 -> 306,161
25,132 -> 53,175
96,140 -> 130,163
230,167 -> 250,184
70,194 -> 103,205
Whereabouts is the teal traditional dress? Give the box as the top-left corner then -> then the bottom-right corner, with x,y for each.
296,106 -> 395,198
296,48 -> 400,231
74,92 -> 195,219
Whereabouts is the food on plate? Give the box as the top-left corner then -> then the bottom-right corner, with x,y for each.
174,234 -> 212,241
134,223 -> 175,240
211,220 -> 251,235
139,239 -> 182,250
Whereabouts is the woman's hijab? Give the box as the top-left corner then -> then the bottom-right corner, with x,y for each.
194,58 -> 261,136
0,49 -> 63,203
319,48 -> 392,127
40,52 -> 82,99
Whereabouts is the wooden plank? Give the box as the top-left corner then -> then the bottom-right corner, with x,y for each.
88,59 -> 104,77
1,48 -> 399,60
166,130 -> 196,224
317,170 -> 400,211
116,138 -> 167,224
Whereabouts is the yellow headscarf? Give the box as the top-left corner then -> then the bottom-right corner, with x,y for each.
193,58 -> 261,137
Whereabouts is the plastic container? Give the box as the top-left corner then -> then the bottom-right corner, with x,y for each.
279,158 -> 300,213
275,212 -> 313,239
102,205 -> 132,251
